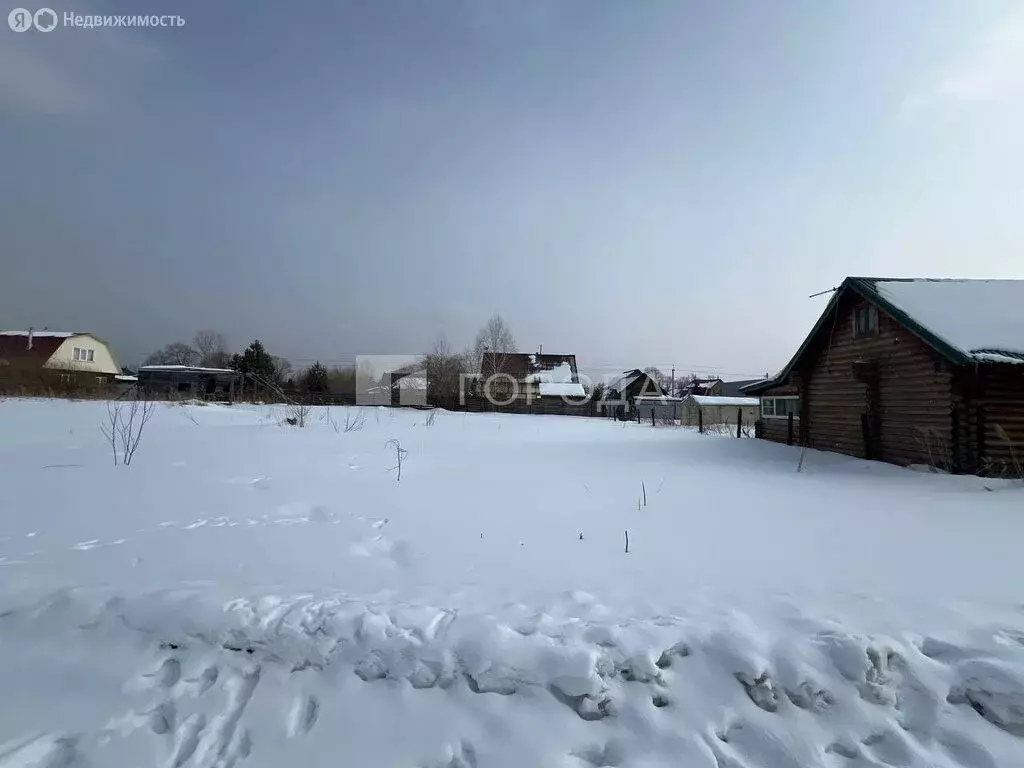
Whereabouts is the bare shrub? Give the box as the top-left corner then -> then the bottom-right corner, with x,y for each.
703,420 -> 730,436
385,438 -> 408,481
425,410 -> 437,427
100,391 -> 156,466
285,402 -> 311,427
914,426 -> 953,472
992,425 -> 1023,479
344,408 -> 366,433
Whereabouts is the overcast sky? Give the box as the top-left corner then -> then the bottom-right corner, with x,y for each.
3,0 -> 1023,379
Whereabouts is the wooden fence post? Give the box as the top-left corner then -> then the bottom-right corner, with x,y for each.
651,409 -> 655,427
698,409 -> 704,434
736,408 -> 742,438
976,404 -> 986,469
950,406 -> 960,474
787,412 -> 794,446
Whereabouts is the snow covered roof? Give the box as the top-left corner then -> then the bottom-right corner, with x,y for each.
686,395 -> 760,407
0,330 -> 78,338
114,374 -> 138,382
538,382 -> 586,397
139,365 -> 239,374
604,370 -> 643,394
746,276 -> 1024,394
603,370 -> 667,399
524,362 -> 573,384
481,353 -> 583,394
634,395 -> 683,403
396,376 -> 428,391
871,279 -> 1024,363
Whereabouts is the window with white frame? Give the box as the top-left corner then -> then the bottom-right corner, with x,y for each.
73,347 -> 95,363
761,396 -> 800,419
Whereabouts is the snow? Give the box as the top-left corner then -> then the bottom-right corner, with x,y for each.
396,376 -> 428,391
604,371 -> 642,395
524,362 -> 575,384
538,382 -> 586,397
114,375 -> 138,382
139,365 -> 238,374
2,399 -> 1024,768
689,395 -> 760,407
0,330 -> 77,338
524,362 -> 586,397
874,279 -> 1024,361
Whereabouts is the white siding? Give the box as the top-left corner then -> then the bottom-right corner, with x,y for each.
44,335 -> 121,375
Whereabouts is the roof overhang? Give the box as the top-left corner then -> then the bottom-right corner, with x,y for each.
742,277 -> 982,395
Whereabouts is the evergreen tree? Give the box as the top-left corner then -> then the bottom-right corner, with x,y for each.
230,339 -> 277,383
302,361 -> 330,394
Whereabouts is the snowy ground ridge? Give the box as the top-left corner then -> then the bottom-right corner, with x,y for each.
5,588 -> 1024,767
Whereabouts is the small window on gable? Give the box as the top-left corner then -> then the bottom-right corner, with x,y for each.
854,305 -> 878,337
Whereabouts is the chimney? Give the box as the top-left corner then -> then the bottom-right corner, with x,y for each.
27,326 -> 33,350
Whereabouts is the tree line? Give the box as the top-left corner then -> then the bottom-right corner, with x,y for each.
139,315 -> 521,400
142,318 -> 696,403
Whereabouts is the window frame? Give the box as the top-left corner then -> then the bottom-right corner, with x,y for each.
853,304 -> 879,338
761,395 -> 800,420
73,347 -> 96,363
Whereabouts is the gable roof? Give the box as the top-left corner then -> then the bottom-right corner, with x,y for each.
720,379 -> 762,397
481,352 -> 579,381
605,369 -> 643,394
481,352 -> 585,397
680,377 -> 723,395
604,369 -> 667,399
744,277 -> 1024,394
0,331 -> 75,367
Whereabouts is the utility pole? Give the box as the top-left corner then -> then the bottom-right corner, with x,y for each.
539,344 -> 543,355
670,366 -> 675,396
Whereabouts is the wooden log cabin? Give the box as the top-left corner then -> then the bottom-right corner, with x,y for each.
743,277 -> 1024,476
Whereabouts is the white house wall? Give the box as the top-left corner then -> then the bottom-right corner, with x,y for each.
44,335 -> 120,375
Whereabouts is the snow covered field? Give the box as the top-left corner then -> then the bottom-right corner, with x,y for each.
2,399 -> 1024,768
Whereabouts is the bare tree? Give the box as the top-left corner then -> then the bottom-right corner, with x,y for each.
144,342 -> 199,367
272,356 -> 294,386
192,330 -> 229,368
100,389 -> 157,466
471,314 -> 517,374
425,332 -> 468,408
643,367 -> 667,390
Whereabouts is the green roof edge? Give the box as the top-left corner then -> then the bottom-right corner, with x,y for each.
742,277 -> 971,395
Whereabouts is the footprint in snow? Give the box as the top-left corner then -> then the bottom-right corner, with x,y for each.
72,539 -> 101,551
286,695 -> 319,738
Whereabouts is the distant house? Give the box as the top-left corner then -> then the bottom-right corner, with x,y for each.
0,329 -> 121,392
137,365 -> 242,400
679,394 -> 760,430
602,369 -> 669,418
477,352 -> 585,401
679,377 -> 724,397
386,363 -> 428,407
743,277 -> 1024,475
719,379 -> 763,398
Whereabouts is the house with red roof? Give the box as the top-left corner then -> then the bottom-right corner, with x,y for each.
0,328 -> 123,392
